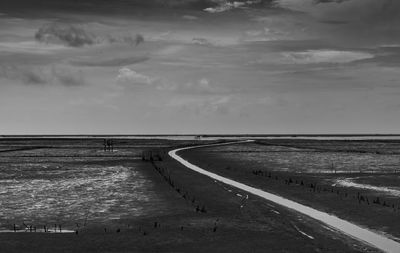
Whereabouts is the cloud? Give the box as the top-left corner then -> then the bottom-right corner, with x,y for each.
0,65 -> 85,86
35,23 -> 145,48
106,34 -> 145,47
1,0 -> 220,12
355,46 -> 400,67
156,78 -> 231,95
272,0 -> 400,48
283,50 -> 374,64
182,15 -> 199,20
192,37 -> 213,46
71,56 -> 149,67
2,0 -> 278,15
51,66 -> 85,86
116,67 -> 155,86
164,93 -> 280,117
182,78 -> 216,94
166,95 -> 233,115
114,70 -> 230,96
278,0 -> 400,24
204,0 -> 262,13
0,41 -> 66,54
241,27 -> 282,42
313,0 -> 349,3
35,23 -> 95,47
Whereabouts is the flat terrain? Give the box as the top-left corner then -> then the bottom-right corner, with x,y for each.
0,138 -> 387,252
181,139 -> 400,241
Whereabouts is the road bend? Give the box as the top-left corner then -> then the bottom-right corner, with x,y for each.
168,140 -> 400,253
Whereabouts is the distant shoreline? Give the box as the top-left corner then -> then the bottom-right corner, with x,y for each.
2,134 -> 400,140
2,134 -> 400,137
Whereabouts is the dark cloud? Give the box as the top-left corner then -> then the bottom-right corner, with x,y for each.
35,22 -> 146,48
35,23 -> 95,47
0,0 -> 275,14
1,0 -> 216,12
275,0 -> 400,46
311,0 -> 400,23
71,56 -> 149,67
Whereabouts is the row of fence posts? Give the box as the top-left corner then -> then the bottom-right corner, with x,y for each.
151,160 -> 208,214
251,169 -> 400,211
13,223 -> 62,233
141,149 -> 222,234
143,149 -> 208,214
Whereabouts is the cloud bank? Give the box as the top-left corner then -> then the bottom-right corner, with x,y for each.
35,23 -> 145,48
283,50 -> 374,64
35,23 -> 95,47
1,0 -> 278,15
0,65 -> 85,86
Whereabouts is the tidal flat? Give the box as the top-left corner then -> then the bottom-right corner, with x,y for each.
182,139 -> 400,241
1,137 -> 396,252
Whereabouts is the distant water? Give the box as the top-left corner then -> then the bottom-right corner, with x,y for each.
2,135 -> 400,140
333,178 -> 400,197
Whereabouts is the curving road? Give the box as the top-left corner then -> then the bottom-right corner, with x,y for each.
168,140 -> 400,253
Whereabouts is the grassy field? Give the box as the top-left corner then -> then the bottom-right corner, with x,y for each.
0,138 -> 383,252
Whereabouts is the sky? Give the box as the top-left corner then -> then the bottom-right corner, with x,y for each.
0,0 -> 400,134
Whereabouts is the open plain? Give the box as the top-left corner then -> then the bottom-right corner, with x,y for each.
1,137 -> 400,252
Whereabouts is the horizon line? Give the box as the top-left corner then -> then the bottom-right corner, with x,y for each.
2,134 -> 400,137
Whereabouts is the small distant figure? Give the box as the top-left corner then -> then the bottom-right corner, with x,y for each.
116,228 -> 120,233
104,139 -> 114,152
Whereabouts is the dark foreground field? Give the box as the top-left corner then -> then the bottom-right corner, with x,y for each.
181,139 -> 400,243
0,138 -> 389,252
